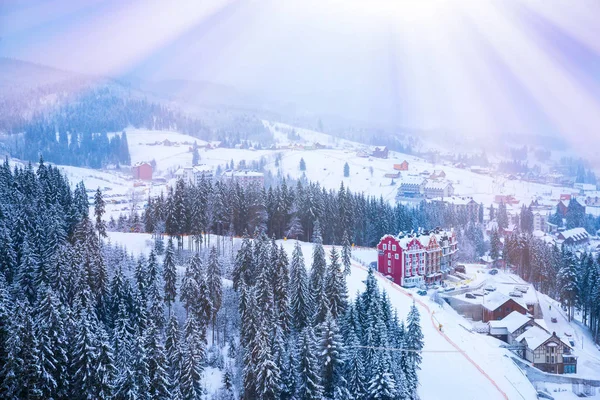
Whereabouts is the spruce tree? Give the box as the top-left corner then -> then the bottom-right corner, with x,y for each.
341,230 -> 352,276
206,246 -> 223,344
404,301 -> 424,399
309,221 -> 327,309
296,326 -> 324,400
163,238 -> 177,316
94,187 -> 107,239
319,312 -> 349,399
289,241 -> 312,331
325,246 -> 348,319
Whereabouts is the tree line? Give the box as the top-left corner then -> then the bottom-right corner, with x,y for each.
137,177 -> 486,251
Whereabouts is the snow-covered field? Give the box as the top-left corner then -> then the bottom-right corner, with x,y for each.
104,232 -> 600,399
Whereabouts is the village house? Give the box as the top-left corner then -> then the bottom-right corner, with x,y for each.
429,170 -> 446,180
384,171 -> 401,179
482,292 -> 529,322
376,229 -> 458,287
517,328 -> 576,374
394,160 -> 409,171
132,162 -> 153,181
371,146 -> 389,159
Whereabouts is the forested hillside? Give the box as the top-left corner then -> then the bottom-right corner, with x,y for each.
0,159 -> 424,399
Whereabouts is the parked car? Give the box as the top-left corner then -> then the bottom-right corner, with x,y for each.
444,287 -> 455,292
515,285 -> 529,293
509,291 -> 523,298
489,269 -> 498,275
484,285 -> 496,292
465,293 -> 476,299
417,290 -> 427,296
432,285 -> 440,290
461,285 -> 469,289
551,317 -> 558,323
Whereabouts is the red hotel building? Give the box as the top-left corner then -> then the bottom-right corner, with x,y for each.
376,229 -> 458,287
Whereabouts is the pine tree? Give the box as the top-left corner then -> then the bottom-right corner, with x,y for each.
146,323 -> 170,400
94,187 -> 107,239
343,162 -> 350,178
325,246 -> 348,319
296,326 -> 324,400
319,312 -> 349,399
404,301 -> 424,399
289,241 -> 312,331
165,315 -> 182,398
206,246 -> 223,344
309,221 -> 327,309
345,326 -> 367,400
341,230 -> 352,276
497,202 -> 508,229
72,306 -> 101,399
254,329 -> 281,400
559,250 -> 579,321
490,228 -> 501,262
367,357 -> 397,400
180,335 -> 204,400
300,158 -> 306,171
35,287 -> 69,398
163,238 -> 177,316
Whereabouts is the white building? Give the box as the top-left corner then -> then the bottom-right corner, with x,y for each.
175,165 -> 213,186
222,170 -> 264,188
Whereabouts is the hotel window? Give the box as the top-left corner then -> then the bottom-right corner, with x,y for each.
388,260 -> 391,266
392,245 -> 396,251
383,244 -> 387,250
388,267 -> 391,273
388,253 -> 391,258
395,254 -> 399,259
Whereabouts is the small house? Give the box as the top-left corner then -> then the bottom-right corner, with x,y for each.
371,146 -> 389,159
385,171 -> 401,179
482,292 -> 528,322
394,161 -> 409,171
133,162 -> 153,181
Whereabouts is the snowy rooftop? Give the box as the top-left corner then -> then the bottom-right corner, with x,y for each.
424,181 -> 452,190
559,227 -> 589,241
482,292 -> 513,311
489,311 -> 531,333
400,176 -> 426,186
516,326 -> 556,350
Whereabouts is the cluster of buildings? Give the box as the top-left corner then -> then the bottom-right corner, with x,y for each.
490,311 -> 577,374
357,146 -> 390,159
376,229 -> 458,287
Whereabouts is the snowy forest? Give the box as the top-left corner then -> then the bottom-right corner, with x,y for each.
0,159 -> 424,399
132,177 -> 487,251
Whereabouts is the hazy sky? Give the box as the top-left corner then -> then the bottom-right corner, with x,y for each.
2,0 -> 600,159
